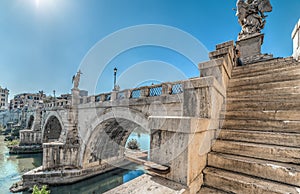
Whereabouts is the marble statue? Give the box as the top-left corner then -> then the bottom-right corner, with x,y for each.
236,0 -> 272,40
72,70 -> 82,89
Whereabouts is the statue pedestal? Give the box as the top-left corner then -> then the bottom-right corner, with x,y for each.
236,34 -> 273,65
72,88 -> 80,106
237,34 -> 263,58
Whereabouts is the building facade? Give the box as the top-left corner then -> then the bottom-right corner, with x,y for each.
10,93 -> 45,110
0,86 -> 9,110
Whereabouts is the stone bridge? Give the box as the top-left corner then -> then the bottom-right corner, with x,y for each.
21,41 -> 235,193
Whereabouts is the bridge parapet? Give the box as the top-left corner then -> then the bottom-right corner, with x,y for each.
44,99 -> 70,109
77,81 -> 184,106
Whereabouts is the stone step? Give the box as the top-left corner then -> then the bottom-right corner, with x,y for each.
232,58 -> 296,76
232,60 -> 299,78
227,86 -> 300,101
222,119 -> 300,133
218,130 -> 300,148
208,153 -> 300,187
198,186 -> 229,194
230,68 -> 300,88
228,79 -> 300,92
227,94 -> 300,102
224,110 -> 300,121
203,167 -> 300,194
212,140 -> 300,164
225,100 -> 300,111
233,63 -> 300,79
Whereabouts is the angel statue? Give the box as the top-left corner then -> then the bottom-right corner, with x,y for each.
236,0 -> 272,40
72,70 -> 82,89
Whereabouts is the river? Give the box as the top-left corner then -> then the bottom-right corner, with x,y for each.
0,132 -> 149,194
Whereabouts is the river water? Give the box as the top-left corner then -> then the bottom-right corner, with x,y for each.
0,132 -> 149,194
0,136 -> 42,194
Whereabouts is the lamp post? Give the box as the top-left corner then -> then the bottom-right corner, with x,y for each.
113,67 -> 117,91
53,90 -> 56,105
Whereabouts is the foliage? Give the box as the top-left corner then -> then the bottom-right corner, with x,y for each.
32,185 -> 50,194
127,139 -> 140,150
7,139 -> 19,146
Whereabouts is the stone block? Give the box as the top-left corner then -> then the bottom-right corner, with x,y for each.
216,41 -> 235,50
236,34 -> 263,59
150,129 -> 215,187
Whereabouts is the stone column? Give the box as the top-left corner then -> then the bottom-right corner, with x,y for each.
292,19 -> 300,61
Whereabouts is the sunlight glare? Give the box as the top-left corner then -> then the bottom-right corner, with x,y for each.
35,0 -> 40,8
34,0 -> 58,10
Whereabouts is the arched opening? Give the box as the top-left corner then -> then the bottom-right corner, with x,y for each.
125,127 -> 150,157
83,118 -> 150,168
27,115 -> 34,129
43,116 -> 62,143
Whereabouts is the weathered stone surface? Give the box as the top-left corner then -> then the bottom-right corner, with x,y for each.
236,34 -> 263,58
200,57 -> 300,193
224,110 -> 300,121
208,153 -> 300,187
223,119 -> 300,133
203,168 -> 300,194
198,187 -> 228,194
226,100 -> 300,111
104,174 -> 188,194
219,130 -> 300,147
230,68 -> 300,88
212,140 -> 300,164
232,59 -> 298,78
231,57 -> 295,76
199,41 -> 234,88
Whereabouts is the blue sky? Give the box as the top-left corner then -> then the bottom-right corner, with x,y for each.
0,0 -> 299,99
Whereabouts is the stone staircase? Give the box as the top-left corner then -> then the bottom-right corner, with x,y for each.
199,58 -> 300,194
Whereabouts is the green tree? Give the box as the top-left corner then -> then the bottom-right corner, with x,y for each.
127,139 -> 140,150
32,185 -> 50,194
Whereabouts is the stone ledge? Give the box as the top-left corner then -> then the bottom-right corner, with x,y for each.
216,41 -> 234,50
149,116 -> 220,134
104,174 -> 188,194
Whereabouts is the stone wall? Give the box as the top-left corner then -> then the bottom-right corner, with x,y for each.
19,130 -> 42,145
42,142 -> 80,170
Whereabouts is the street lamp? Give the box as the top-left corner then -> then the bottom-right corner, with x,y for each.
113,67 -> 117,91
53,90 -> 56,105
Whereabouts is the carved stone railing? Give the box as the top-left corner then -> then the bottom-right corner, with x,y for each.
44,100 -> 69,109
76,81 -> 184,106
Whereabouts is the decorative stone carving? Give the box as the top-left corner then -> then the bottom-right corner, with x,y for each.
236,0 -> 272,40
72,70 -> 82,89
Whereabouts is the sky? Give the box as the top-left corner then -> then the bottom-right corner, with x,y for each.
0,0 -> 299,99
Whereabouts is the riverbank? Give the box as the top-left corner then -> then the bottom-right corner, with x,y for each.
8,145 -> 43,154
0,135 -> 42,194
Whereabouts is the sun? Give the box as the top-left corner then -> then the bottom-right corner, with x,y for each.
34,0 -> 58,10
35,0 -> 40,8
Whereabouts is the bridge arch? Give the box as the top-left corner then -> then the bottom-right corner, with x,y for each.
42,113 -> 64,143
80,107 -> 149,168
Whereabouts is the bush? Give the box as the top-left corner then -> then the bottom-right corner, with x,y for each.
32,185 -> 50,194
127,139 -> 140,150
7,139 -> 19,146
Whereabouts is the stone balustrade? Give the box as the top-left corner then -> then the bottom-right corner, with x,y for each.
78,81 -> 184,105
44,100 -> 69,109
